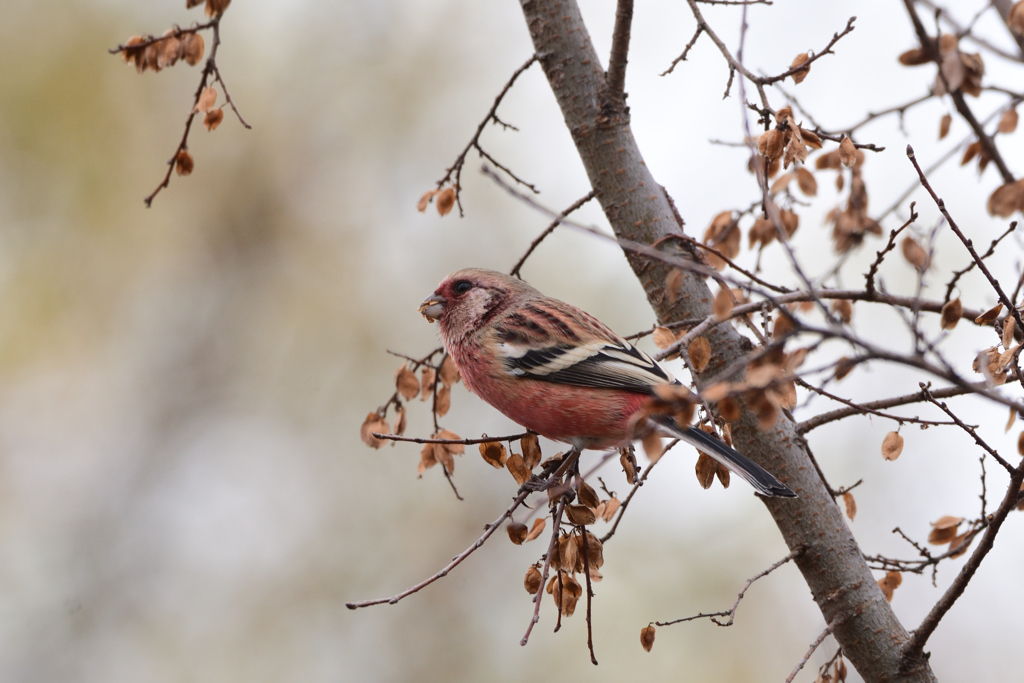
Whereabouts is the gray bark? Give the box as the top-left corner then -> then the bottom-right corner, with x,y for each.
517,1 -> 938,680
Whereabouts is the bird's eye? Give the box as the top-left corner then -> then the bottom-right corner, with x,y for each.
454,280 -> 473,294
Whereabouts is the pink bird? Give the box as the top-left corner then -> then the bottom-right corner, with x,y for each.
419,268 -> 795,498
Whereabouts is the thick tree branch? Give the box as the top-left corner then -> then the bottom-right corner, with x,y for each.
517,1 -> 935,679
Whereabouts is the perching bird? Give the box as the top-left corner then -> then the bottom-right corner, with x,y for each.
419,268 -> 795,498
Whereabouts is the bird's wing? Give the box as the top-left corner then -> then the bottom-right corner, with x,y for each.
498,338 -> 674,392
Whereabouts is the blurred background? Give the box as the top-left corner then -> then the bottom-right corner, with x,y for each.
1,0 -> 1023,681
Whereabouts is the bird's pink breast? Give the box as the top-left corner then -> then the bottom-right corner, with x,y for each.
455,348 -> 647,448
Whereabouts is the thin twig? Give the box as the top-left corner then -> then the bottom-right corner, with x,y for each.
785,626 -> 832,683
436,54 -> 539,216
346,491 -> 530,609
944,221 -> 1017,303
907,145 -> 1024,334
661,26 -> 704,76
510,191 -> 596,277
797,381 -> 1010,434
759,17 -> 857,86
902,461 -> 1024,666
521,497 -> 567,646
865,204 -> 918,296
796,378 -> 960,431
655,548 -> 801,627
919,383 -> 1015,472
372,431 -> 531,445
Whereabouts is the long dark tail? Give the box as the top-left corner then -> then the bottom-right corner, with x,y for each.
650,416 -> 797,498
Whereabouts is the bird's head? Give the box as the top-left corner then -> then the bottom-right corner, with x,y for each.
419,268 -> 538,336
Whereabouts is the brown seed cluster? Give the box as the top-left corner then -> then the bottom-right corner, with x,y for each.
417,187 -> 457,216
702,344 -> 804,430
186,0 -> 232,17
899,34 -> 984,97
120,29 -> 205,74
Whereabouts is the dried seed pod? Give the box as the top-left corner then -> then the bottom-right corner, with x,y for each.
524,565 -> 542,594
174,149 -> 194,176
987,180 -> 1024,218
881,431 -> 904,461
877,570 -> 902,602
688,336 -> 711,372
898,47 -> 930,66
507,521 -> 528,545
928,515 -> 963,544
713,288 -> 734,320
842,491 -> 857,521
1011,1 -> 1024,35
392,405 -> 406,436
435,187 -> 456,216
395,365 -> 420,400
565,504 -> 596,526
506,453 -> 529,486
417,188 -> 438,212
718,397 -> 741,423
938,113 -> 952,140
999,108 -> 1018,134
525,518 -> 546,542
640,624 -> 656,652
420,367 -> 436,400
360,412 -> 389,449
435,385 -> 451,417
975,303 -> 1003,324
600,497 -> 620,522
558,535 -> 579,575
479,441 -> 507,469
521,434 -> 542,470
796,167 -> 817,196
181,32 -> 205,66
439,355 -> 460,386
665,268 -> 684,304
830,299 -> 853,324
901,235 -> 928,270
838,137 -> 857,168
584,531 -> 604,569
695,452 -> 717,489
790,52 -> 811,84
577,480 -> 601,509
641,432 -> 664,463
940,298 -> 962,330
195,86 -> 217,114
418,442 -> 437,475
203,108 -> 224,131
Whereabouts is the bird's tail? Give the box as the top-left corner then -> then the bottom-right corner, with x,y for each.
650,415 -> 797,498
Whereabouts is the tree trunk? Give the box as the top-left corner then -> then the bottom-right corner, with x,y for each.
517,1 -> 937,680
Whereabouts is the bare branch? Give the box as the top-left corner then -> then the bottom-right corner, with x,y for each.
902,462 -> 1024,665
372,431 -> 531,446
346,491 -> 530,609
509,191 -> 597,278
906,145 -> 1024,333
865,203 -> 919,296
436,54 -> 539,216
760,17 -> 857,86
785,626 -> 833,683
797,381 -> 1016,434
655,548 -> 801,627
920,383 -> 1015,472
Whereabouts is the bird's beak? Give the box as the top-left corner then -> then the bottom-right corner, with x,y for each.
418,293 -> 446,323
